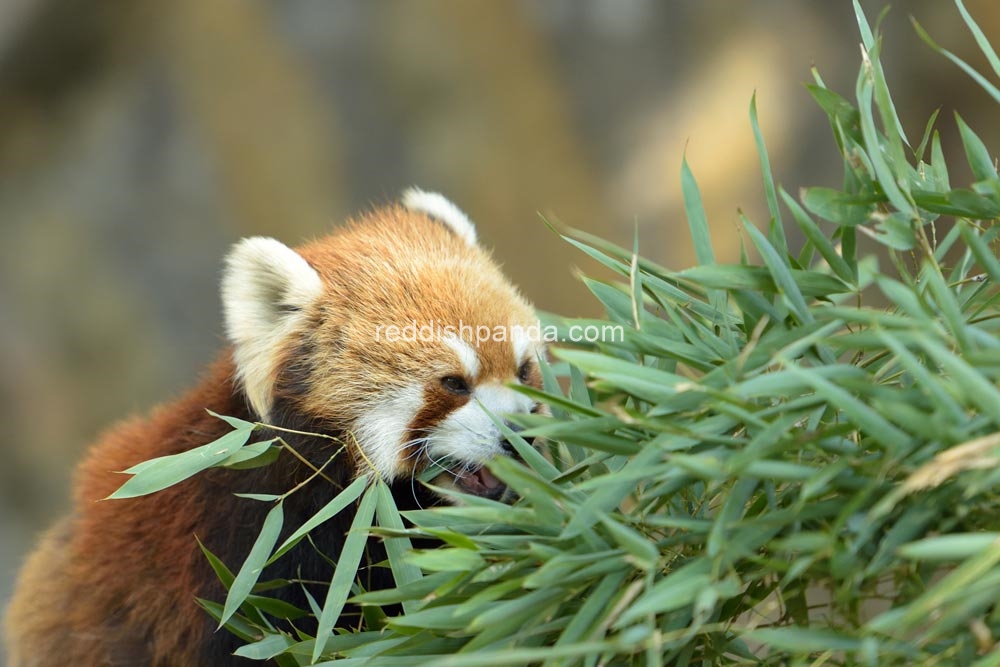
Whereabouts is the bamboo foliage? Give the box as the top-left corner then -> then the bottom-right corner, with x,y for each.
112,3 -> 1000,665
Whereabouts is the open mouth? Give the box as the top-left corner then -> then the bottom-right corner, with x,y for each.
428,462 -> 509,502
454,465 -> 506,500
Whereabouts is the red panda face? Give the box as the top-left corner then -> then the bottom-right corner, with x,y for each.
361,326 -> 545,501
222,189 -> 546,502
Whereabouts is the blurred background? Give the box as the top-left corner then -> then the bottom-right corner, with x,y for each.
0,0 -> 997,656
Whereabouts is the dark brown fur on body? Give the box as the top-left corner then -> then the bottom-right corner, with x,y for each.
6,356 -> 414,666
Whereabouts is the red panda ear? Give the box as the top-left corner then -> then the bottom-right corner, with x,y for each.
221,237 -> 323,421
401,187 -> 478,246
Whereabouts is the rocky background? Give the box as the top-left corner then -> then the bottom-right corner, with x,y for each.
1,1 -> 997,660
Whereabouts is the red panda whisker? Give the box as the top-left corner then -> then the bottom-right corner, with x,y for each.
399,436 -> 430,457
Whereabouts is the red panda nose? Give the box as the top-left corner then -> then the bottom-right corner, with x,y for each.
500,420 -> 532,453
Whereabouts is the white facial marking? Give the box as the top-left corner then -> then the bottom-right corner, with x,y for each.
401,187 -> 478,246
352,385 -> 424,479
222,237 -> 323,422
442,334 -> 480,379
426,383 -> 535,466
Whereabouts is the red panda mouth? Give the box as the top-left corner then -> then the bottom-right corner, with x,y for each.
453,465 -> 506,500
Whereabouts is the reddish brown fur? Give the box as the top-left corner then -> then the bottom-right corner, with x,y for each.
294,204 -> 535,402
5,360 -> 255,666
4,201 -> 541,666
399,383 -> 471,474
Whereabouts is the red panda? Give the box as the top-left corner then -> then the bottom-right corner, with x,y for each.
4,189 -> 546,666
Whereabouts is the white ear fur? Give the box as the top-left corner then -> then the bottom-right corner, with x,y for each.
222,237 -> 323,421
401,187 -> 478,246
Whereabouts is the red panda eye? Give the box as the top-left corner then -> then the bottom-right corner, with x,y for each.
441,375 -> 471,395
517,361 -> 532,383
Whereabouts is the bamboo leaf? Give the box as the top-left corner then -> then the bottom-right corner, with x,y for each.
312,482 -> 378,662
750,93 -> 787,257
682,155 -> 714,266
220,502 -> 284,628
108,427 -> 254,499
374,480 -> 422,613
270,474 -> 369,564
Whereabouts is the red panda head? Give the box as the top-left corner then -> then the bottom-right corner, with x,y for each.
221,189 -> 545,501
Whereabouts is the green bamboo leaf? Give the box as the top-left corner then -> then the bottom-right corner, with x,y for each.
921,263 -> 971,350
108,427 -> 254,499
468,587 -> 564,633
742,216 -> 812,324
352,570 -> 457,607
681,155 -> 714,265
956,0 -> 1000,79
407,548 -> 484,572
456,577 -> 526,615
617,563 -> 712,625
312,482 -> 378,662
802,187 -> 874,226
207,410 -> 257,431
478,399 -> 563,482
567,362 -> 591,408
337,642 -> 622,667
553,348 -> 686,404
386,603 -> 476,632
856,62 -> 916,217
958,221 -> 1000,286
563,444 -> 665,538
867,212 -> 916,251
876,276 -> 933,323
597,513 -> 658,571
873,330 -> 963,424
488,456 -> 567,527
197,537 -> 236,590
742,460 -> 820,481
972,649 -> 1000,667
373,480 -> 422,613
873,533 -> 1000,635
854,0 -> 910,146
270,474 -> 369,564
676,264 -> 848,298
914,107 -> 940,161
405,504 -> 546,531
929,130 -> 951,190
806,83 -> 862,149
245,594 -> 309,621
552,571 -> 628,652
197,599 -> 259,643
220,501 -> 284,628
536,347 -> 565,403
780,187 -> 854,284
955,113 -> 998,181
745,626 -> 862,652
233,633 -> 295,660
220,438 -> 281,469
233,493 -> 282,502
581,278 -> 634,325
750,93 -> 786,256
913,16 -> 1000,106
777,361 -> 910,454
513,384 -> 603,418
898,533 -> 1000,561
920,336 -> 1000,420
